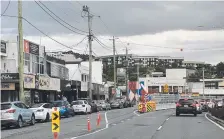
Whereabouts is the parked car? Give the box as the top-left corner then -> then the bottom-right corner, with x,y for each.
96,100 -> 111,111
51,100 -> 75,118
71,100 -> 91,114
1,101 -> 35,128
30,103 -> 53,122
78,98 -> 98,112
110,99 -> 124,109
176,98 -> 197,116
195,101 -> 202,114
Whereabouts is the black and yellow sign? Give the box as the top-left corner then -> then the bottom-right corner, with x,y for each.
164,84 -> 169,93
52,109 -> 60,132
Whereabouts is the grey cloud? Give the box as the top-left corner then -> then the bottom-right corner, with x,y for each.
1,1 -> 224,36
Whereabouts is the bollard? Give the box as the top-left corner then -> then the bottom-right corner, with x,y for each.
96,112 -> 101,127
87,116 -> 91,132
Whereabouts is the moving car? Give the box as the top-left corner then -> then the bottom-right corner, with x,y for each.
51,100 -> 75,118
96,100 -> 111,111
176,98 -> 197,116
30,103 -> 52,122
71,100 -> 91,114
1,101 -> 35,128
110,99 -> 124,109
78,98 -> 98,112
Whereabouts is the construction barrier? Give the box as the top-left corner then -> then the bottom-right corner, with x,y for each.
146,102 -> 153,112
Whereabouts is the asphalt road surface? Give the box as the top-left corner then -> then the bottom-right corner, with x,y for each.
1,107 -> 224,139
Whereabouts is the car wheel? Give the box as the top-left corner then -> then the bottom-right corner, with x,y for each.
176,112 -> 180,116
194,113 -> 197,117
71,110 -> 75,117
45,113 -> 50,122
30,114 -> 35,125
65,111 -> 69,118
17,116 -> 23,128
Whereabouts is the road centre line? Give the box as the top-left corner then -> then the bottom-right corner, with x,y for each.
157,126 -> 162,131
205,113 -> 224,131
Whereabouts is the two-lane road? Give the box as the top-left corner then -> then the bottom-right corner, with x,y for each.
1,107 -> 224,139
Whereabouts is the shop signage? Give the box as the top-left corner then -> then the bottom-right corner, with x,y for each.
38,76 -> 50,90
1,41 -> 6,53
1,73 -> 19,81
24,39 -> 39,55
36,76 -> 60,90
24,74 -> 35,89
1,83 -> 15,90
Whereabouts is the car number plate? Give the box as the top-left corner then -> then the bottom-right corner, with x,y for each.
184,105 -> 188,107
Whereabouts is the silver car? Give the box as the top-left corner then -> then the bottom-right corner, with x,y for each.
1,101 -> 35,128
96,101 -> 111,111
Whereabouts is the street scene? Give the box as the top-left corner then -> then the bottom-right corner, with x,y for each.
1,1 -> 224,139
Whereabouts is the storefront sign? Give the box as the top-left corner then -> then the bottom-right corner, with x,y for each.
24,39 -> 39,55
36,76 -> 60,90
38,76 -> 50,90
1,41 -> 6,53
24,74 -> 35,89
29,42 -> 39,55
1,73 -> 19,81
1,83 -> 15,90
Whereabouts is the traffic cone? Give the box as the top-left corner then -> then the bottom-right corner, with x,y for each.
97,112 -> 101,127
87,116 -> 91,132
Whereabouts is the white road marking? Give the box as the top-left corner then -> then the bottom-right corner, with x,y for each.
70,112 -> 109,139
205,113 -> 224,131
121,120 -> 124,123
157,126 -> 162,131
166,118 -> 169,121
133,110 -> 140,116
127,119 -> 131,121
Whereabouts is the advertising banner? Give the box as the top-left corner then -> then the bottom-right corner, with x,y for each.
24,39 -> 39,55
1,83 -> 15,90
38,76 -> 50,90
24,74 -> 35,89
50,78 -> 60,91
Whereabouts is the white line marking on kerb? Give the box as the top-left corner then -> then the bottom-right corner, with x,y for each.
166,118 -> 169,121
205,113 -> 224,131
70,112 -> 109,139
157,126 -> 162,131
134,110 -> 140,116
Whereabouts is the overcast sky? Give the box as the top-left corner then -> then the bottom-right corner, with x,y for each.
1,1 -> 224,64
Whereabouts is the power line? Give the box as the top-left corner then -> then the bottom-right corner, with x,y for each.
1,14 -> 83,52
71,36 -> 88,48
93,36 -> 113,51
38,1 -> 87,33
34,1 -> 86,36
1,0 -> 11,16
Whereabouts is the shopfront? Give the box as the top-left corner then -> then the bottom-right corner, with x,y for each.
1,73 -> 19,102
24,74 -> 36,105
34,75 -> 60,103
61,80 -> 81,103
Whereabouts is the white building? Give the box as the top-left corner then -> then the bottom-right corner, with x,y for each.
139,69 -> 195,93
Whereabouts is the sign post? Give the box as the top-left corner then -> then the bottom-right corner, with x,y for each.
52,107 -> 60,139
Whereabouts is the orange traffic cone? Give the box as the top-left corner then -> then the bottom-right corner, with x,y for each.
97,112 -> 101,127
87,116 -> 91,132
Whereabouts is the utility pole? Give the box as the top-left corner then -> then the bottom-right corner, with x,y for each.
125,47 -> 129,99
18,0 -> 24,103
83,5 -> 93,100
202,67 -> 205,98
113,36 -> 116,98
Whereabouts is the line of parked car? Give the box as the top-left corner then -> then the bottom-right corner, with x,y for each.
1,98 -> 135,129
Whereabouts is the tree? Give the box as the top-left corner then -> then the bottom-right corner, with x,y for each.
216,62 -> 224,78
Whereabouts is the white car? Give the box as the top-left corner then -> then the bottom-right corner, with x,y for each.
30,103 -> 52,122
71,100 -> 91,114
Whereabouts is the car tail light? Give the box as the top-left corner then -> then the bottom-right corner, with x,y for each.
6,109 -> 16,113
82,105 -> 85,107
37,109 -> 44,112
176,103 -> 182,107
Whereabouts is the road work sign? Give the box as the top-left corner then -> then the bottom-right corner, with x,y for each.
52,107 -> 60,133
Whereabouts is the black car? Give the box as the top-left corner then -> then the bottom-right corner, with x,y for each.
78,98 -> 98,113
176,98 -> 197,116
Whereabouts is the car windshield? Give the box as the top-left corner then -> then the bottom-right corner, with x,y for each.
1,103 -> 12,110
52,101 -> 63,107
72,101 -> 83,105
31,103 -> 44,108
